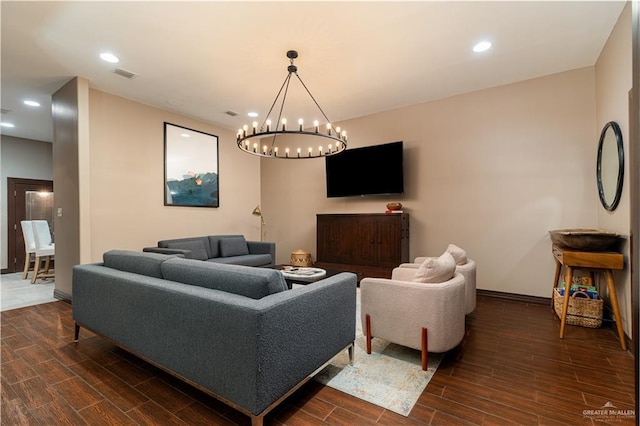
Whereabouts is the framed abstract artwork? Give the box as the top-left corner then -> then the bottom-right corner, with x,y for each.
164,122 -> 219,207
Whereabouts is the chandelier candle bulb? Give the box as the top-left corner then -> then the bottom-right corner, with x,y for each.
266,119 -> 271,132
274,147 -> 279,156
336,126 -> 341,136
326,123 -> 332,135
252,121 -> 258,134
298,118 -> 304,131
281,118 -> 287,131
297,148 -> 301,157
314,120 -> 319,132
253,143 -> 258,153
328,144 -> 332,152
285,148 -> 289,157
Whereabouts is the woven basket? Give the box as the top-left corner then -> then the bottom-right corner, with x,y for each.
553,288 -> 603,328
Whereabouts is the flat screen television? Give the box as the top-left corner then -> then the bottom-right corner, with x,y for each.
325,141 -> 404,198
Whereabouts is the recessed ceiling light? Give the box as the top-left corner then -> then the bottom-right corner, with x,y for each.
180,133 -> 191,138
24,100 -> 40,107
473,41 -> 492,53
248,112 -> 259,118
1,122 -> 15,128
100,52 -> 120,63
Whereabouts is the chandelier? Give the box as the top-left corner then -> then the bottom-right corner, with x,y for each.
236,50 -> 348,159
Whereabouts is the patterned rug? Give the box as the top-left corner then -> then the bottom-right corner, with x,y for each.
313,290 -> 442,416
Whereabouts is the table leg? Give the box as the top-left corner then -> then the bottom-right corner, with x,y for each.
552,259 -> 561,307
603,269 -> 627,350
559,266 -> 573,339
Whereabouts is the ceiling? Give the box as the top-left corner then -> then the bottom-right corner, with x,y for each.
0,1 -> 626,143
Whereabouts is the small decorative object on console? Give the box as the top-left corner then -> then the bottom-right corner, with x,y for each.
290,249 -> 312,267
386,202 -> 402,211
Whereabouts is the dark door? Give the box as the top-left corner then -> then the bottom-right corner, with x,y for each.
5,178 -> 54,274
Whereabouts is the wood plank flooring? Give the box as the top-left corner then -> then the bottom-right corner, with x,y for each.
1,295 -> 635,425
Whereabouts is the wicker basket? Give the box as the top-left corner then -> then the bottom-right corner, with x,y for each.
553,288 -> 603,328
290,249 -> 312,267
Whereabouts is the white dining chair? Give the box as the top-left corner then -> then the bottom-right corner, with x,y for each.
31,220 -> 55,283
20,220 -> 36,280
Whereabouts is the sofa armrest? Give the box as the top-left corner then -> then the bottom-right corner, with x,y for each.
142,247 -> 190,258
247,241 -> 275,265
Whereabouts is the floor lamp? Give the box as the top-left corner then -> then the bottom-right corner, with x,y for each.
252,205 -> 265,241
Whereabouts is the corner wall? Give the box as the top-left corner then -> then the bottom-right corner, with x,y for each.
262,67 -> 598,300
595,3 -> 633,336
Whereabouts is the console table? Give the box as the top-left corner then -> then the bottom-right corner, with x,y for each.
551,244 -> 626,350
315,213 -> 409,281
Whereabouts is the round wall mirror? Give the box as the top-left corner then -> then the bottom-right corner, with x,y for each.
596,121 -> 624,211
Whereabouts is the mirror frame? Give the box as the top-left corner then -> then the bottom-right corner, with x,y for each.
596,121 -> 624,211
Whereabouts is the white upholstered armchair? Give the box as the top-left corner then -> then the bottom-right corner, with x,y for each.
401,244 -> 476,315
360,266 -> 466,370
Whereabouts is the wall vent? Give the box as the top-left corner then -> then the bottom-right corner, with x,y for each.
113,68 -> 137,79
225,110 -> 239,117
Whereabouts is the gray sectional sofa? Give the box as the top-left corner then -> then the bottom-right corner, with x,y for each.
72,250 -> 356,426
143,234 -> 274,267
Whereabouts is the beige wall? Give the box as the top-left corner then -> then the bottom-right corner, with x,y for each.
262,67 -> 598,300
595,4 -> 633,335
86,90 -> 261,261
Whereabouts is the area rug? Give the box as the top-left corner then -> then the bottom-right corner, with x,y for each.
313,290 -> 442,416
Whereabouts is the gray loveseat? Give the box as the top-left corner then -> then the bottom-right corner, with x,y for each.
143,234 -> 274,267
72,250 -> 356,426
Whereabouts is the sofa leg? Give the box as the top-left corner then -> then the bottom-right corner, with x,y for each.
348,342 -> 354,365
421,327 -> 428,371
365,314 -> 372,354
74,323 -> 80,342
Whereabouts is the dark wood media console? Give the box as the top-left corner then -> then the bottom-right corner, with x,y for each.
315,213 -> 409,281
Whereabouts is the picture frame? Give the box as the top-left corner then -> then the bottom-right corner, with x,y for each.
164,122 -> 219,207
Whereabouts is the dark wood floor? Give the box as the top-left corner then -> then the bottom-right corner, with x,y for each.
1,295 -> 635,425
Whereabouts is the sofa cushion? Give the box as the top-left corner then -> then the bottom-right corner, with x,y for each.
219,236 -> 250,257
159,237 -> 212,259
103,250 -> 177,279
165,239 -> 209,261
161,258 -> 287,299
207,254 -> 272,267
413,252 -> 456,283
446,244 -> 468,265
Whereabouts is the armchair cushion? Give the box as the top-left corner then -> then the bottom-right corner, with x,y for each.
413,252 -> 456,283
446,244 -> 468,265
219,236 -> 250,257
166,239 -> 209,261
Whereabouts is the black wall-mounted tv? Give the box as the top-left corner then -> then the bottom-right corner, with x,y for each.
325,141 -> 404,198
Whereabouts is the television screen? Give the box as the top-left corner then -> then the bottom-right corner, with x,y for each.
325,141 -> 404,198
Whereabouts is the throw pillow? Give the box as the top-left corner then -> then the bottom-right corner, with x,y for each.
166,240 -> 209,261
413,252 -> 456,283
219,236 -> 250,257
446,244 -> 468,265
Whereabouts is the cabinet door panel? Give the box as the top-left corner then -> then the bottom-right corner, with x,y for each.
377,216 -> 402,266
355,216 -> 377,265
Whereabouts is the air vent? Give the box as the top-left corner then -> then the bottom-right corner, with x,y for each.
225,110 -> 239,117
113,68 -> 137,79
0,108 -> 11,115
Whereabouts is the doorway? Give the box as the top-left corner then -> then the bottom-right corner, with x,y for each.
4,178 -> 54,274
